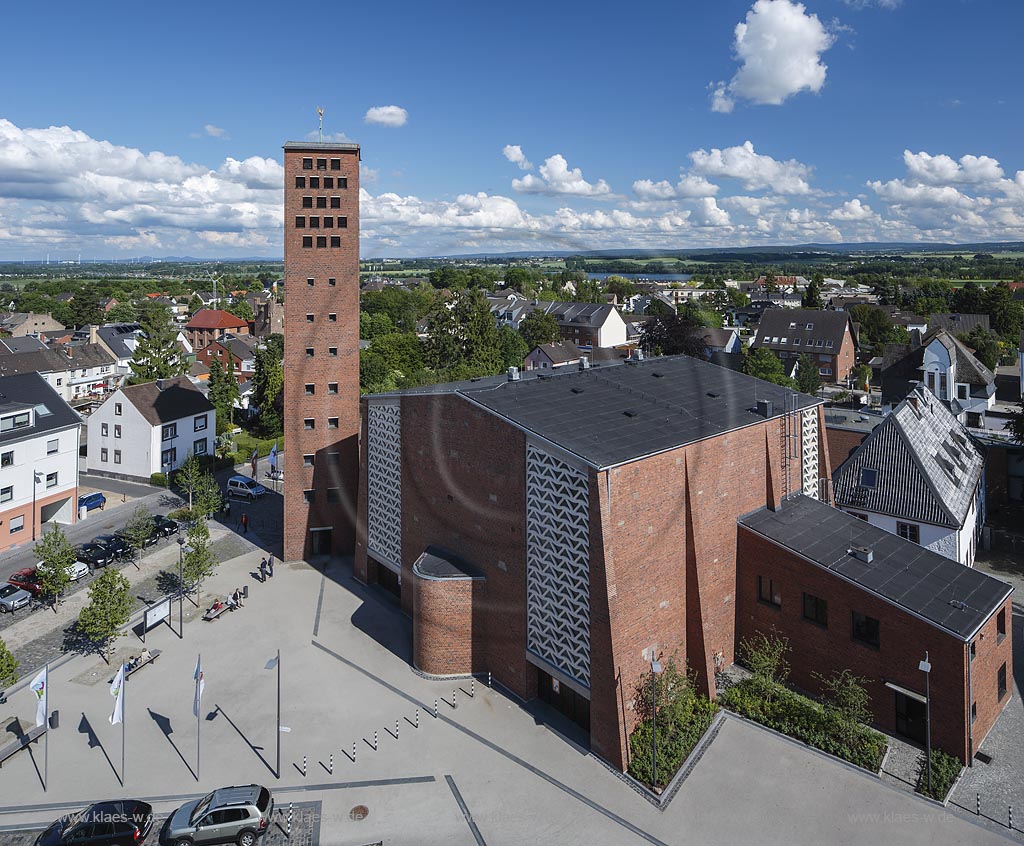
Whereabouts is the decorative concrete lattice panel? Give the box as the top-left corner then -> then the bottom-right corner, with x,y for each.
367,402 -> 402,569
801,408 -> 820,499
525,443 -> 591,687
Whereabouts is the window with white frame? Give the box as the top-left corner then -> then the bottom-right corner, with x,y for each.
9,515 -> 23,534
162,423 -> 177,441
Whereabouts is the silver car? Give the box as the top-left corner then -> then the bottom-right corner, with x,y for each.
0,583 -> 30,613
161,784 -> 273,846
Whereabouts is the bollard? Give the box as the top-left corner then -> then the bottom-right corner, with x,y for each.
329,753 -> 334,774
488,671 -> 492,688
977,794 -> 980,816
303,755 -> 307,777
415,708 -> 420,729
396,719 -> 399,739
1010,806 -> 1013,830
471,678 -> 475,698
434,698 -> 439,718
352,741 -> 356,763
374,730 -> 378,750
452,688 -> 457,709
287,803 -> 293,839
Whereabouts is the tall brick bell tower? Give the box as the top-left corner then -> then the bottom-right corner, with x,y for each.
282,142 -> 360,560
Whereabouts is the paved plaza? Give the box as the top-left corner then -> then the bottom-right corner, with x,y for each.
0,546 -> 1017,845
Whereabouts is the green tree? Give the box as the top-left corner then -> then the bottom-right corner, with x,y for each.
803,275 -> 824,309
573,279 -> 604,303
33,526 -> 75,611
182,520 -> 217,589
518,311 -> 561,350
814,669 -> 873,749
498,325 -> 529,368
983,283 -> 1024,340
796,354 -> 821,395
208,357 -> 237,435
503,267 -> 535,296
958,326 -> 1001,371
738,630 -> 790,701
120,506 -> 154,563
251,346 -> 283,436
359,311 -> 394,340
226,299 -> 254,322
77,568 -> 133,660
187,294 -> 204,314
174,452 -> 205,512
1005,401 -> 1024,445
639,315 -> 708,358
193,471 -> 223,519
128,303 -> 189,384
105,301 -> 137,323
952,280 -> 984,314
604,275 -> 636,300
853,363 -> 872,392
0,637 -> 17,692
744,348 -> 796,388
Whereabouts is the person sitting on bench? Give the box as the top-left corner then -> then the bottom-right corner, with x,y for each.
138,648 -> 152,665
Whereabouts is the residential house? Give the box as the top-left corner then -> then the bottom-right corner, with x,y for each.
0,313 -> 64,337
95,323 -> 144,375
86,377 -> 215,482
700,327 -> 742,355
0,336 -> 48,353
832,386 -> 985,567
186,309 -> 250,351
830,294 -> 879,311
523,342 -> 629,371
888,311 -> 929,334
0,344 -> 118,403
486,294 -> 628,348
751,289 -> 803,309
929,313 -> 991,336
751,309 -> 858,382
0,373 -> 82,552
880,329 -> 995,427
247,290 -> 284,338
195,333 -> 257,383
99,297 -> 119,314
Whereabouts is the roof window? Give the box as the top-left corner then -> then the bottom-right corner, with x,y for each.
859,468 -> 878,488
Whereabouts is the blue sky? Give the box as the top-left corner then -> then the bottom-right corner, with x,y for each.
0,0 -> 1022,258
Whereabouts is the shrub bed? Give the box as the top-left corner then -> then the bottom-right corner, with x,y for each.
720,677 -> 887,771
149,472 -> 167,487
916,747 -> 962,801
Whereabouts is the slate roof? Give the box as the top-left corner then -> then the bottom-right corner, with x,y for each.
119,377 -> 214,426
213,333 -> 256,362
96,323 -> 144,360
929,313 -> 990,335
486,294 -> 620,330
455,353 -> 820,468
881,329 -> 994,388
58,343 -> 116,369
0,348 -> 71,377
753,309 -> 854,354
700,327 -> 738,349
833,386 -> 984,528
186,309 -> 248,330
0,336 -> 47,353
0,372 -> 81,445
740,495 -> 1011,641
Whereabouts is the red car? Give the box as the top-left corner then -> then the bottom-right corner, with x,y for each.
9,568 -> 42,596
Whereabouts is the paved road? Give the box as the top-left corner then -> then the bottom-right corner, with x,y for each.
78,472 -> 162,500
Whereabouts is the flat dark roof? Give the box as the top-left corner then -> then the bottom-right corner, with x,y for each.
283,141 -> 360,152
459,354 -> 821,468
739,495 -> 1011,641
412,546 -> 483,581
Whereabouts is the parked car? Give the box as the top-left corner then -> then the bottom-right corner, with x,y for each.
28,560 -> 89,582
35,800 -> 154,846
77,544 -> 111,569
161,785 -> 273,846
151,515 -> 180,538
114,528 -> 157,550
264,468 -> 283,482
226,476 -> 266,500
78,492 -> 107,512
92,534 -> 130,560
0,583 -> 31,613
9,568 -> 43,596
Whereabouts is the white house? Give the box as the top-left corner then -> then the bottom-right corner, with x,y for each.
832,385 -> 985,567
87,377 -> 215,482
0,373 -> 82,552
0,345 -> 118,403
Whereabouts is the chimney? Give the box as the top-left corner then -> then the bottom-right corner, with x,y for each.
89,325 -> 98,344
756,398 -> 774,418
156,379 -> 166,391
849,545 -> 874,564
579,356 -> 591,371
507,366 -> 520,382
909,328 -> 922,350
627,348 -> 645,364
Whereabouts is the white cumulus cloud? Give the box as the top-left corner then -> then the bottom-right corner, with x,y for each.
512,154 -> 611,197
364,106 -> 408,127
633,174 -> 719,200
502,145 -> 533,171
710,0 -> 835,112
903,150 -> 1004,185
689,141 -> 813,194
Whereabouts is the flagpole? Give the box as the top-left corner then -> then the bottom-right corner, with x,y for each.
121,663 -> 126,786
197,652 -> 201,781
276,648 -> 281,780
43,662 -> 48,793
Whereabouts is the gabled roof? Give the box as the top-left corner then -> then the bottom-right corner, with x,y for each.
0,373 -> 81,445
118,377 -> 214,426
928,313 -> 990,335
753,309 -> 853,352
833,386 -> 984,529
56,342 -> 116,369
0,336 -> 47,353
531,342 -> 628,366
700,327 -> 738,349
212,333 -> 256,361
96,323 -> 144,360
186,309 -> 248,330
881,328 -> 995,387
0,348 -> 72,377
740,495 -> 1011,641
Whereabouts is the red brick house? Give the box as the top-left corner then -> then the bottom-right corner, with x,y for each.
194,333 -> 256,384
753,308 -> 858,383
185,309 -> 249,352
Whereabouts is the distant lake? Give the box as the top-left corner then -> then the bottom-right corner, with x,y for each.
586,272 -> 693,282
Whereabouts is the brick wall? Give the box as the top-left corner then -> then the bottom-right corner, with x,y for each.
282,145 -> 361,560
968,597 -> 1013,760
412,573 -> 479,676
825,426 -> 868,475
736,525 -> 1011,763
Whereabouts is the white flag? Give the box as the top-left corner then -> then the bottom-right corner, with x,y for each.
109,663 -> 125,725
29,666 -> 47,728
193,655 -> 204,718
269,442 -> 278,471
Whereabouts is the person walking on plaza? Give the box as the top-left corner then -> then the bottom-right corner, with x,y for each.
241,512 -> 249,534
259,557 -> 267,583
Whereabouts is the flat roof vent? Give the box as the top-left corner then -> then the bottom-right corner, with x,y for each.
849,545 -> 873,564
507,366 -> 520,382
756,399 -> 774,418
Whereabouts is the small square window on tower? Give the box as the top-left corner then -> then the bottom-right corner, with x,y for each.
294,176 -> 306,188
302,157 -> 313,170
302,236 -> 312,248
328,383 -> 338,394
305,347 -> 314,358
328,278 -> 337,286
338,177 -> 348,189
330,158 -> 341,170
330,237 -> 340,247
309,216 -> 320,228
316,158 -> 327,170
330,197 -> 340,209
323,217 -> 334,228
328,313 -> 337,322
338,216 -> 348,228
328,418 -> 339,429
316,196 -> 327,209
305,384 -> 315,395
316,236 -> 327,248
309,177 -> 319,188
306,313 -> 314,323
302,196 -> 313,209
294,216 -> 305,228
323,177 -> 333,188
306,277 -> 314,287
328,347 -> 338,356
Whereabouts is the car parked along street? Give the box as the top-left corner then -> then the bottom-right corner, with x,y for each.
161,784 -> 272,846
0,583 -> 31,613
35,800 -> 154,846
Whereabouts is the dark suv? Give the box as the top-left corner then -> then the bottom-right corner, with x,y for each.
162,785 -> 273,846
151,515 -> 180,539
35,800 -> 154,846
93,534 -> 130,560
77,544 -> 110,569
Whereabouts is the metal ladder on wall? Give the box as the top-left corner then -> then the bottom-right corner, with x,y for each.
779,391 -> 802,500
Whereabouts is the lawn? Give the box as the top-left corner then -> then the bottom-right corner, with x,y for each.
231,431 -> 282,460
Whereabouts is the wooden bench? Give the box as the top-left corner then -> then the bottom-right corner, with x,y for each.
125,649 -> 162,679
0,723 -> 46,768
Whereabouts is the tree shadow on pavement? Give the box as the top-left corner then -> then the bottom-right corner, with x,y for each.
61,619 -> 102,662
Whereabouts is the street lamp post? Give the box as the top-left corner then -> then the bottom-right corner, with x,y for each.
919,652 -> 932,795
651,658 -> 663,792
176,539 -> 193,639
31,471 -> 41,540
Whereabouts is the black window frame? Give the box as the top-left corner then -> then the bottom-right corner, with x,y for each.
330,158 -> 341,170
998,608 -> 1007,643
757,575 -> 781,608
302,157 -> 313,170
330,236 -> 341,248
316,196 -> 327,209
802,592 -> 828,628
301,196 -> 313,209
316,236 -> 327,248
294,216 -> 305,228
309,176 -> 320,189
896,521 -> 920,544
316,158 -> 327,170
302,236 -> 313,248
998,662 -> 1008,700
851,611 -> 880,649
859,467 -> 878,488
294,176 -> 306,188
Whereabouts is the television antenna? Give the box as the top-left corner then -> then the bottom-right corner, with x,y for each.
316,107 -> 324,143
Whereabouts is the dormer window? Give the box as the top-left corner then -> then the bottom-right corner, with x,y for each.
806,323 -> 814,330
0,411 -> 31,433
